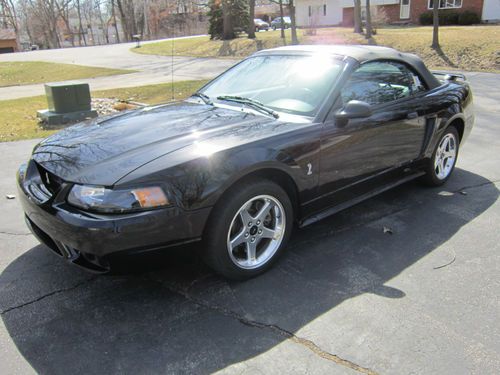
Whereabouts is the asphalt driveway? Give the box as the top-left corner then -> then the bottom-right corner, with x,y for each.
0,72 -> 499,374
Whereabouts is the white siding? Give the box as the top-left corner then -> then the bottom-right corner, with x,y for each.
482,0 -> 500,21
296,0 -> 343,27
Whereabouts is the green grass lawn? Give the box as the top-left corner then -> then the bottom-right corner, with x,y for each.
133,31 -> 302,58
134,25 -> 500,72
0,61 -> 133,87
0,79 -> 208,142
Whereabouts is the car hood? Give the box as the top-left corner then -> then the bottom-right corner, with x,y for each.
32,102 -> 280,186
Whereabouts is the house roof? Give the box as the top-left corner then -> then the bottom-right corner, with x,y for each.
255,44 -> 441,89
0,29 -> 16,40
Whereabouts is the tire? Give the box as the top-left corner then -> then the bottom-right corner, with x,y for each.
422,126 -> 460,186
202,179 -> 293,280
272,25 -> 277,31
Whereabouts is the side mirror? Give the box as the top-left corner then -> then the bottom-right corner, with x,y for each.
335,100 -> 372,125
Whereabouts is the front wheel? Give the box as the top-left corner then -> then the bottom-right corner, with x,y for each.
422,126 -> 459,186
202,180 -> 293,280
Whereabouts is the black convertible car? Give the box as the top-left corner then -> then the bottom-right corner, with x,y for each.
17,45 -> 474,279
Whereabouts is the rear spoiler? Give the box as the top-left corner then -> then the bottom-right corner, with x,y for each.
431,71 -> 467,82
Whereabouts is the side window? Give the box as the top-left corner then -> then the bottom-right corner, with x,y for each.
341,61 -> 427,106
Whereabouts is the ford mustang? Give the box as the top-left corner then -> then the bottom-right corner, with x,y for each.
17,45 -> 474,279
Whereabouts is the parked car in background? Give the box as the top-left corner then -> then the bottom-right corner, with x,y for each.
18,45 -> 474,280
254,19 -> 270,32
271,16 -> 291,30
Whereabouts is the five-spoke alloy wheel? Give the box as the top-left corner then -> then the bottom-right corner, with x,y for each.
423,126 -> 460,186
227,195 -> 286,270
434,133 -> 457,180
203,180 -> 293,280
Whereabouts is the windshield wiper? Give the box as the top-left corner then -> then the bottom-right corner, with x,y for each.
191,92 -> 213,105
216,95 -> 279,119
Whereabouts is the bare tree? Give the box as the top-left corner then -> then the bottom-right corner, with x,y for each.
0,0 -> 18,32
432,0 -> 439,48
95,0 -> 110,44
278,0 -> 285,40
16,0 -> 34,45
247,0 -> 255,39
116,0 -> 138,41
353,0 -> 362,33
222,0 -> 233,40
288,0 -> 298,45
81,0 -> 101,45
27,0 -> 66,48
55,0 -> 75,46
269,0 -> 286,41
110,0 -> 120,42
365,0 -> 372,39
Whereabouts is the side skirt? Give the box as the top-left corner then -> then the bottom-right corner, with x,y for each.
299,171 -> 425,228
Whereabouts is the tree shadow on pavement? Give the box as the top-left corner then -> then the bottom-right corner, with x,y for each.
0,168 -> 497,374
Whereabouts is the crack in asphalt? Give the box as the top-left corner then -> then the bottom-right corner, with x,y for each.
0,231 -> 32,236
149,277 -> 378,375
0,276 -> 98,315
453,178 -> 500,193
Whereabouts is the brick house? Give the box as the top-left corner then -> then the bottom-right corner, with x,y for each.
296,0 -> 500,27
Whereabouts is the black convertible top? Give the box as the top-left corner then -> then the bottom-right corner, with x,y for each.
256,44 -> 441,89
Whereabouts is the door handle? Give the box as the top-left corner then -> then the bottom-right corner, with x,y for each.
407,112 -> 418,119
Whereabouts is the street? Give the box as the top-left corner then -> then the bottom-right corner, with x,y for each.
0,71 -> 499,374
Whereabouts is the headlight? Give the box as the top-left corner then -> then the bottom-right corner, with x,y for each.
67,185 -> 170,213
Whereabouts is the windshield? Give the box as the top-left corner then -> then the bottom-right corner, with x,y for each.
201,54 -> 344,117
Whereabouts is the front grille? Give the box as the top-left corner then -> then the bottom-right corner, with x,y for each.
35,162 -> 64,195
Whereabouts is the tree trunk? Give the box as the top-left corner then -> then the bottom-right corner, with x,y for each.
111,0 -> 121,43
365,0 -> 372,39
353,0 -> 363,33
288,0 -> 298,45
279,0 -> 285,42
76,0 -> 87,46
248,0 -> 256,39
116,0 -> 133,42
57,5 -> 75,47
432,0 -> 439,48
96,4 -> 109,44
222,0 -> 234,40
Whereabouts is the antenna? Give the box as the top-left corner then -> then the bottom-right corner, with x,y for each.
171,27 -> 175,101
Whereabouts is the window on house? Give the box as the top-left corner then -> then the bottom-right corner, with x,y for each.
323,4 -> 327,16
428,0 -> 463,9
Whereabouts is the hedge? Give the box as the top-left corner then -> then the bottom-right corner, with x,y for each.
419,10 -> 480,25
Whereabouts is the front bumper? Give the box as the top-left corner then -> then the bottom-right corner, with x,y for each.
17,166 -> 211,272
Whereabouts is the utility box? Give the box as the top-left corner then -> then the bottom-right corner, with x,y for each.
37,82 -> 98,127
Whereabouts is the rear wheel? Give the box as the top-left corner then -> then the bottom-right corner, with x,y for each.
203,180 -> 293,280
422,126 -> 459,186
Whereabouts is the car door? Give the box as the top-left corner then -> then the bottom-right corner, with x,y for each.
317,60 -> 428,206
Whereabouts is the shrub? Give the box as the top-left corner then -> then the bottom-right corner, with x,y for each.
441,11 -> 460,25
419,10 -> 460,25
458,11 -> 481,25
419,11 -> 433,25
